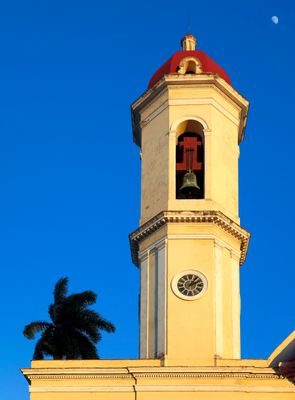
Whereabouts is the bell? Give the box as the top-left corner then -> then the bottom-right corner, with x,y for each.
180,171 -> 200,197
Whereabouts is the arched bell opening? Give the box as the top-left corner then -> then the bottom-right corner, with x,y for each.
176,57 -> 203,75
175,120 -> 205,199
186,61 -> 198,74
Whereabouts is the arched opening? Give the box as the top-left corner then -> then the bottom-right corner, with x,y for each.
175,120 -> 205,199
177,57 -> 203,75
186,60 -> 198,74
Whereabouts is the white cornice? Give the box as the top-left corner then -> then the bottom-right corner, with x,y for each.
29,386 -> 134,393
23,365 -> 282,380
23,365 -> 295,394
23,366 -> 285,382
129,210 -> 250,267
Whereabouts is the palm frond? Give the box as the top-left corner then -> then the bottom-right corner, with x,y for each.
61,329 -> 83,359
74,315 -> 102,343
95,315 -> 115,333
23,321 -> 51,339
65,291 -> 97,309
24,278 -> 115,360
54,277 -> 68,304
48,304 -> 56,323
33,338 -> 52,360
33,340 -> 46,360
73,330 -> 99,359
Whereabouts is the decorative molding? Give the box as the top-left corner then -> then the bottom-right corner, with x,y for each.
141,100 -> 169,128
132,372 -> 283,379
27,374 -> 131,380
129,210 -> 250,267
177,57 -> 203,75
156,243 -> 166,356
230,249 -> 241,262
139,96 -> 241,136
24,369 -> 285,382
138,237 -> 166,261
170,115 -> 209,132
214,244 -> 223,357
140,255 -> 149,358
24,365 -> 295,395
231,255 -> 241,358
30,386 -> 135,393
169,98 -> 240,127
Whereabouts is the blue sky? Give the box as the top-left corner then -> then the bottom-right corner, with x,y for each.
0,0 -> 294,398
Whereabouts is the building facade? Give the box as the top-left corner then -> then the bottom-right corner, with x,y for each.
22,34 -> 295,399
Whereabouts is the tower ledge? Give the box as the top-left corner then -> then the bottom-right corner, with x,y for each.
21,359 -> 295,395
129,210 -> 250,267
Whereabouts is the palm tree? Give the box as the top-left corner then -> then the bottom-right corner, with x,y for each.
23,277 -> 115,360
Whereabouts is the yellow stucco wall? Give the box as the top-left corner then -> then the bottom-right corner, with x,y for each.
22,359 -> 295,399
138,221 -> 242,362
140,91 -> 169,223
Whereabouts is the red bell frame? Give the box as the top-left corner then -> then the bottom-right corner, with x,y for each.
176,136 -> 203,172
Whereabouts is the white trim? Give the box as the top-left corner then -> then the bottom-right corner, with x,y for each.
157,243 -> 166,356
214,242 -> 223,357
148,248 -> 158,358
138,249 -> 149,262
139,238 -> 167,359
204,126 -> 211,199
165,239 -> 169,361
169,98 -> 239,126
138,237 -> 166,262
141,100 -> 169,128
231,252 -> 241,358
130,210 -> 250,267
139,253 -> 149,358
30,386 -> 135,393
170,115 -> 209,132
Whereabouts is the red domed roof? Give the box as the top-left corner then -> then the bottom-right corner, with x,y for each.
148,36 -> 231,89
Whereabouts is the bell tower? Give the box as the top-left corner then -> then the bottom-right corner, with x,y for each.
130,34 -> 250,366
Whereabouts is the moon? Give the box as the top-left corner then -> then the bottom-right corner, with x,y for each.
272,16 -> 279,24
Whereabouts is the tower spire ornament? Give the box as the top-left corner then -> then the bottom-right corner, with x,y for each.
181,33 -> 197,50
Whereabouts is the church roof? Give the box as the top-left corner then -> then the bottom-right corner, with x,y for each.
148,34 -> 231,89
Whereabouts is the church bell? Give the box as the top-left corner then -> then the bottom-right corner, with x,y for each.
179,170 -> 200,197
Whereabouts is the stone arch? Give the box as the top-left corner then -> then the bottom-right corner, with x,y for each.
177,57 -> 203,75
173,118 -> 206,200
170,116 -> 209,136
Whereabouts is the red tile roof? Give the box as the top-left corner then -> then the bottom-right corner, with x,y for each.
148,50 -> 231,89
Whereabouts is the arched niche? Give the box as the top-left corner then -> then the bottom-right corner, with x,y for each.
175,119 -> 205,199
177,57 -> 203,75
